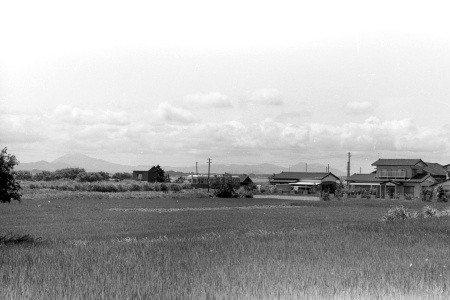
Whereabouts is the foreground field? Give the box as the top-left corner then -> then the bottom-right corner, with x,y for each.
2,191 -> 450,299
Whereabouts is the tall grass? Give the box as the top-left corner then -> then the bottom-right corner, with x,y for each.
2,221 -> 450,299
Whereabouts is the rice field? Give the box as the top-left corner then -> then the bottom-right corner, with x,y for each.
1,188 -> 450,299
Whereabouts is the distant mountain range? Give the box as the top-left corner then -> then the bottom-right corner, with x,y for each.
15,153 -> 346,176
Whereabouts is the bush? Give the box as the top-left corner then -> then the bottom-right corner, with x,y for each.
129,183 -> 142,192
237,187 -> 253,198
322,192 -> 330,201
112,172 -> 132,181
382,206 -> 418,221
181,183 -> 192,190
437,185 -> 447,202
421,205 -> 441,218
160,183 -> 168,192
421,187 -> 434,202
169,184 -> 182,192
141,183 -> 154,191
211,174 -> 237,198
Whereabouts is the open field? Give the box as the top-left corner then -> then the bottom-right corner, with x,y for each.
2,189 -> 450,299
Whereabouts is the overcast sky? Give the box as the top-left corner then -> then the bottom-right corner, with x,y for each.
1,0 -> 450,173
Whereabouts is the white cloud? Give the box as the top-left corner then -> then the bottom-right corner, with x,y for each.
344,101 -> 377,114
246,88 -> 283,105
51,105 -> 130,125
154,102 -> 197,123
183,92 -> 232,108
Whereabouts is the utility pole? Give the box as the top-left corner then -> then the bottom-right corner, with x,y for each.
207,158 -> 211,192
195,162 -> 198,175
347,152 -> 351,178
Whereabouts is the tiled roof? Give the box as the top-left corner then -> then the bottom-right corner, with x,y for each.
424,162 -> 447,176
371,159 -> 426,166
272,172 -> 335,181
346,173 -> 382,182
407,173 -> 432,183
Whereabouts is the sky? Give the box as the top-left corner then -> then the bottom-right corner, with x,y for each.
1,0 -> 450,173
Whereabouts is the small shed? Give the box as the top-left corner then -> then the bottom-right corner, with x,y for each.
132,166 -> 157,182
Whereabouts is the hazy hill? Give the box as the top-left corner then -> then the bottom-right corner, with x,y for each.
15,153 -> 346,176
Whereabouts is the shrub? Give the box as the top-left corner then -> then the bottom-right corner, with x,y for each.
112,172 -> 132,181
141,183 -> 154,191
160,183 -> 168,192
381,206 -> 418,221
237,187 -> 253,198
129,183 -> 142,192
181,183 -> 192,190
421,205 -> 441,218
437,185 -> 447,202
211,174 -> 237,198
169,184 -> 182,192
322,192 -> 330,201
421,187 -> 433,202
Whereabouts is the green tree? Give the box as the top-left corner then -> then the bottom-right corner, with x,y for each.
53,168 -> 86,180
12,170 -> 33,181
155,165 -> 166,183
0,148 -> 22,203
112,172 -> 132,181
210,173 -> 237,198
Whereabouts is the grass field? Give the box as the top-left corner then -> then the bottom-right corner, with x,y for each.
2,189 -> 450,299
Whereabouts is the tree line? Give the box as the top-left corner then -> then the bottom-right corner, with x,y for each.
12,168 -> 132,182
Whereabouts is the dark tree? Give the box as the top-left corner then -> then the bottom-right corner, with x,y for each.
210,173 -> 237,198
12,170 -> 33,181
155,165 -> 166,183
112,172 -> 132,181
0,148 -> 22,203
53,168 -> 86,180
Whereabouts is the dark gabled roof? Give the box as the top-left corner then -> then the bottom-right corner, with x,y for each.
424,162 -> 448,176
346,173 -> 381,183
406,173 -> 432,183
371,159 -> 427,167
239,175 -> 253,183
271,172 -> 339,181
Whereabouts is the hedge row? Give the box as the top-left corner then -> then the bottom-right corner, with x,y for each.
23,180 -> 191,193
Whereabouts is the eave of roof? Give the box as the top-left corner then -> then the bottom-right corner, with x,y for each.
371,159 -> 426,167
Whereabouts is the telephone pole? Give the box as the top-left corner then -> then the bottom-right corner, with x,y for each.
347,152 -> 351,178
195,162 -> 198,175
207,158 -> 211,192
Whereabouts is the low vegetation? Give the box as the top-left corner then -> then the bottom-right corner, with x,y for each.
2,192 -> 450,299
22,180 -> 191,193
382,205 -> 450,221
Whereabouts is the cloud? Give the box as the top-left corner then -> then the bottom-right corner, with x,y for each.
154,102 -> 196,123
183,92 -> 232,108
344,101 -> 377,114
246,88 -> 283,105
275,109 -> 312,122
51,105 -> 130,125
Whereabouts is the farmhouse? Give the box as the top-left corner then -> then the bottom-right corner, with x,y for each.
347,159 -> 448,200
132,166 -> 157,182
270,172 -> 340,194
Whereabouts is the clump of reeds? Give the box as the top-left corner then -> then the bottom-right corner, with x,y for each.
0,232 -> 42,245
